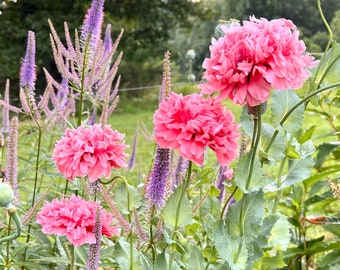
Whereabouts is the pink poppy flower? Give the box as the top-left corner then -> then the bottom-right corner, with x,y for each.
153,92 -> 239,166
200,17 -> 317,106
36,195 -> 119,246
52,124 -> 128,182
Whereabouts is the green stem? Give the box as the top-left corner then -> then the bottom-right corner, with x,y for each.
264,82 -> 340,154
220,186 -> 238,219
272,157 -> 287,214
0,207 -> 22,245
114,175 -> 133,270
245,106 -> 262,191
314,0 -> 333,86
174,161 -> 192,232
169,161 -> 193,270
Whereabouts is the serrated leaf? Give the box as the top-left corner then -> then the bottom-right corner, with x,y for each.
162,184 -> 193,230
269,214 -> 290,250
226,190 -> 265,240
185,246 -> 207,270
270,91 -> 304,134
234,150 -> 266,193
212,220 -> 248,270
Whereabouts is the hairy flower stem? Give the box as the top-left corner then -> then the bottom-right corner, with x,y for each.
264,82 -> 340,154
168,161 -> 192,270
22,92 -> 43,258
77,41 -> 90,127
245,106 -> 262,191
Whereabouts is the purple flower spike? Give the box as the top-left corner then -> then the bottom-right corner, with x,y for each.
128,130 -> 138,170
5,117 -> 19,204
81,0 -> 105,49
147,147 -> 170,209
103,24 -> 112,56
20,31 -> 36,90
86,205 -> 102,270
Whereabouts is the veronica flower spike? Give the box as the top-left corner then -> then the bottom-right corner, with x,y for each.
20,31 -> 37,90
81,0 -> 105,50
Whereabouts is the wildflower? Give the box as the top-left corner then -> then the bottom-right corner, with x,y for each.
153,92 -> 239,166
81,0 -> 105,49
52,124 -> 128,182
86,206 -> 102,270
36,195 -> 119,246
5,117 -> 19,204
146,147 -> 170,208
20,31 -> 37,90
200,17 -> 316,106
128,130 -> 138,170
1,79 -> 10,135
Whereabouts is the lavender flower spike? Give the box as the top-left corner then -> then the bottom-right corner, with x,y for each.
1,79 -> 10,135
5,116 -> 19,204
128,130 -> 138,170
20,31 -> 36,90
86,205 -> 102,270
81,0 -> 105,49
147,147 -> 170,209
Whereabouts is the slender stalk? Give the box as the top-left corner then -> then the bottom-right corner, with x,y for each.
245,106 -> 262,191
271,157 -> 287,214
314,0 -> 333,86
77,41 -> 90,127
264,82 -> 340,154
220,186 -> 238,219
174,161 -> 192,232
0,208 -> 21,244
169,161 -> 193,270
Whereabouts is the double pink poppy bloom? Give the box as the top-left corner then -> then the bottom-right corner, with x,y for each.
52,124 -> 128,182
200,17 -> 317,106
154,92 -> 239,166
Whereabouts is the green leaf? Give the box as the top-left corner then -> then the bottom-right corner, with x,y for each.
314,41 -> 340,85
212,220 -> 248,270
114,182 -> 142,215
304,190 -> 335,207
234,150 -> 266,193
153,252 -> 167,270
260,124 -> 286,162
270,90 -> 304,134
184,246 -> 207,270
115,240 -> 143,270
162,184 -> 193,230
298,126 -> 315,144
226,190 -> 265,240
315,143 -> 340,168
318,249 -> 340,268
268,214 -> 290,251
277,157 -> 314,190
303,167 -> 340,188
254,251 -> 286,270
